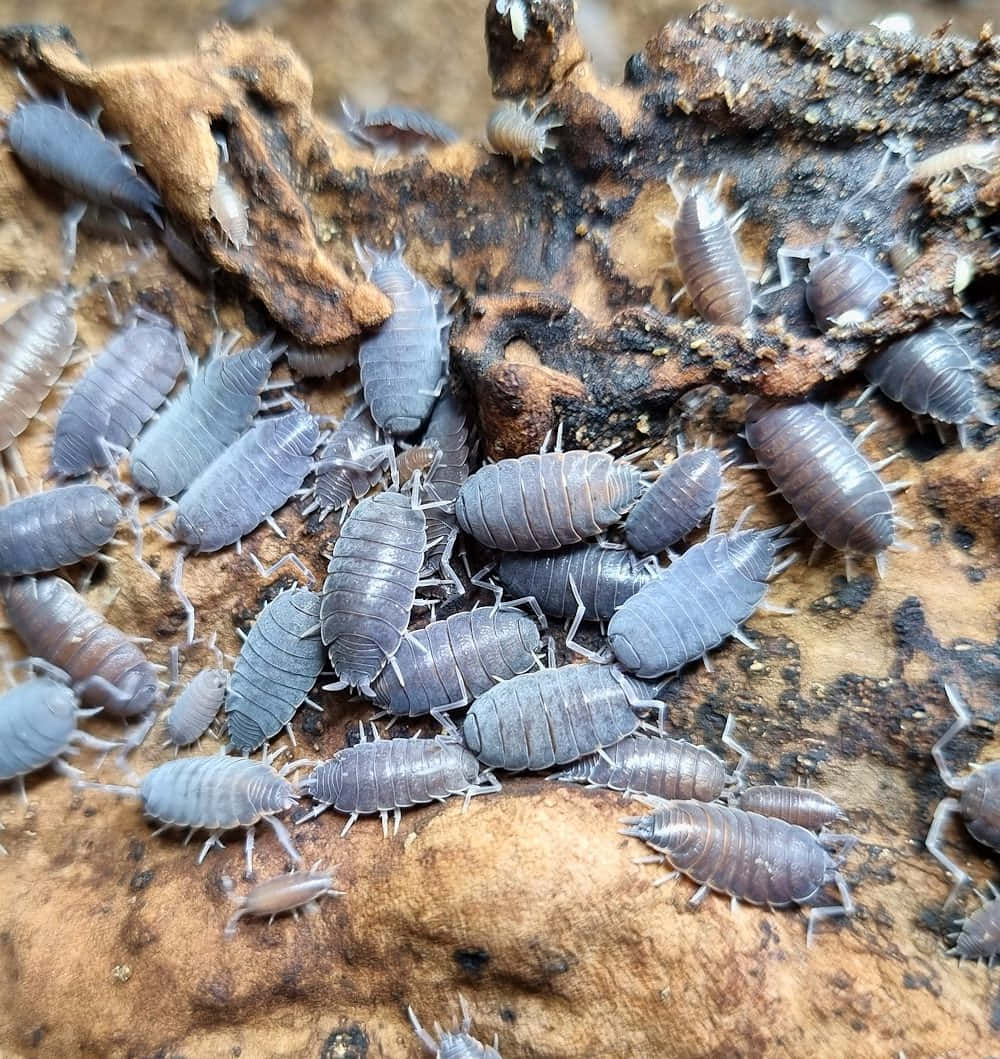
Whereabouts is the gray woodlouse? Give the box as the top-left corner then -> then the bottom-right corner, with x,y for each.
358,241 -> 449,438
222,864 -> 344,937
300,726 -> 499,836
50,310 -> 187,477
551,718 -> 747,801
0,484 -> 123,575
303,401 -> 391,523
622,798 -> 854,945
172,409 -> 319,553
6,98 -> 161,226
860,325 -> 996,446
462,663 -> 659,772
624,447 -> 724,556
163,666 -> 228,750
409,994 -> 502,1059
0,289 -> 78,452
948,884 -> 1000,964
735,784 -> 848,831
420,390 -> 472,578
743,401 -> 906,576
456,450 -> 644,552
342,100 -> 459,154
927,685 -> 1000,908
667,178 -> 753,326
805,250 -> 894,330
225,587 -> 325,753
285,340 -> 355,378
607,523 -> 788,679
0,673 -> 119,795
77,751 -> 301,871
486,101 -> 560,163
129,334 -> 282,498
1,575 -> 160,718
369,607 -> 542,720
320,489 -> 427,697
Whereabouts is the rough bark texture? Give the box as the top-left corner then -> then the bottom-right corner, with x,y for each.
0,3 -> 998,1057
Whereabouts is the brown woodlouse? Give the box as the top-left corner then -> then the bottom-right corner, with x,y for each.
927,685 -> 1000,908
222,864 -> 344,937
735,784 -> 848,831
623,797 -> 855,946
486,101 -> 561,163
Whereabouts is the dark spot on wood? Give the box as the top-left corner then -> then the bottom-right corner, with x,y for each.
454,946 -> 490,976
319,1023 -> 368,1059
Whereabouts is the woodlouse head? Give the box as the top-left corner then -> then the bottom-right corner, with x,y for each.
91,490 -> 126,530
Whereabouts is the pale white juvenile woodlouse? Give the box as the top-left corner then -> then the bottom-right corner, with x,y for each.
409,994 -> 503,1059
163,638 -> 229,751
222,864 -> 344,937
496,0 -> 529,41
210,136 -> 251,249
486,101 -> 561,163
623,797 -> 855,946
906,138 -> 1000,187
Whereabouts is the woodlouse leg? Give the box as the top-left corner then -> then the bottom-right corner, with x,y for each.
249,550 -> 315,585
196,831 -> 225,864
60,201 -> 88,266
933,686 -> 972,791
721,715 -> 750,784
244,827 -> 256,879
408,1007 -> 439,1054
926,797 -> 973,909
172,550 -> 196,645
805,871 -> 854,948
264,815 -> 301,864
688,884 -> 711,907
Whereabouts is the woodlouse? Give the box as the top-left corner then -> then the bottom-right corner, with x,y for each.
172,409 -> 319,553
320,489 -> 427,697
486,100 -> 560,163
130,334 -> 282,498
50,310 -> 187,478
7,98 -> 161,226
860,325 -> 996,446
744,401 -> 906,575
300,726 -> 498,836
222,865 -> 344,937
303,401 -> 391,523
805,250 -> 894,330
948,885 -> 1000,964
343,100 -> 459,154
462,664 -> 658,772
456,450 -> 643,552
0,289 -> 78,453
78,751 -> 301,871
0,673 -> 118,796
409,994 -> 502,1059
735,784 -> 848,831
496,0 -> 529,41
607,523 -> 788,678
1,575 -> 160,718
907,139 -> 1000,186
358,242 -> 449,438
552,719 -> 747,802
163,666 -> 228,749
624,447 -> 724,556
420,390 -> 472,579
210,138 -> 251,249
623,799 -> 854,945
369,607 -> 542,721
0,484 -> 123,575
285,340 -> 355,378
666,178 -> 753,325
225,587 -> 325,753
927,685 -> 1000,907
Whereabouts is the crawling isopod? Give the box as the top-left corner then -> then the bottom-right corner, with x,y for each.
342,100 -> 459,154
303,401 -> 391,522
860,325 -> 996,446
624,447 -> 724,556
225,587 -> 325,753
50,309 -> 187,477
456,450 -> 643,552
398,444 -> 439,484
735,784 -> 847,831
130,333 -> 282,498
6,97 -> 161,226
285,340 -> 355,378
744,401 -> 906,575
358,241 -> 449,438
163,667 -> 228,750
210,168 -> 251,249
948,884 -> 1000,965
0,484 -> 123,575
0,289 -> 78,452
319,489 -> 427,696
805,250 -> 894,330
462,664 -> 660,772
420,390 -> 472,579
76,751 -> 301,872
607,522 -> 789,678
907,138 -> 1000,186
300,725 -> 499,836
667,178 -> 753,325
552,719 -> 747,802
1,575 -> 160,719
409,994 -> 502,1059
926,685 -> 1000,907
369,607 -> 541,720
223,864 -> 343,937
486,100 -> 560,163
0,673 -> 119,798
623,799 -> 854,945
